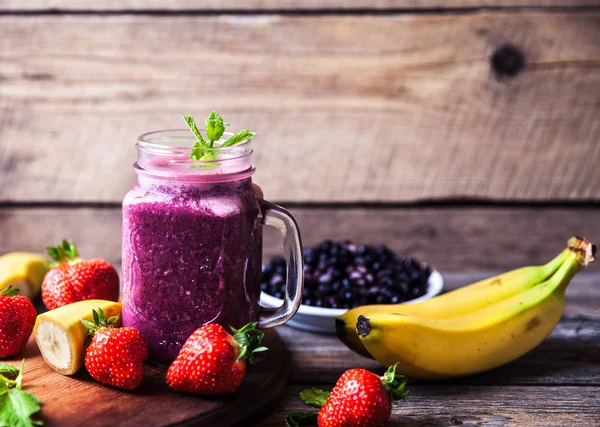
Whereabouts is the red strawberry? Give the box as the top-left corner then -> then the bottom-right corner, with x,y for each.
166,322 -> 268,395
83,308 -> 148,390
0,286 -> 36,358
42,240 -> 119,310
318,364 -> 408,427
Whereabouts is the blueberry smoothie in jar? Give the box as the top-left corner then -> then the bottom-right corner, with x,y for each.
122,113 -> 303,365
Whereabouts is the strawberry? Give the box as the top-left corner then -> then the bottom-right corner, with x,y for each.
166,322 -> 268,395
318,364 -> 408,427
0,286 -> 36,358
42,240 -> 119,310
82,308 -> 148,390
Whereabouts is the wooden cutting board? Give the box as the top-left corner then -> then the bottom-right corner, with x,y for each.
6,329 -> 290,427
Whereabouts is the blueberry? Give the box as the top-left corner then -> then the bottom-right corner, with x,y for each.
375,295 -> 388,304
304,298 -> 313,306
368,286 -> 380,295
341,278 -> 351,288
320,240 -> 333,253
272,255 -> 286,266
318,273 -> 332,285
270,275 -> 284,288
260,282 -> 268,291
274,291 -> 283,299
317,283 -> 331,295
357,245 -> 367,255
262,263 -> 273,275
315,299 -> 324,307
390,295 -> 400,303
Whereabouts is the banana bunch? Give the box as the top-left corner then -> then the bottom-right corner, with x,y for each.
337,237 -> 595,379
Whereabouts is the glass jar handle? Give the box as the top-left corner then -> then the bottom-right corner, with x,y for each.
259,201 -> 304,328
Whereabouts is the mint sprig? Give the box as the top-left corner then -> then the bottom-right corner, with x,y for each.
182,112 -> 256,162
0,361 -> 43,427
299,388 -> 330,408
205,111 -> 228,145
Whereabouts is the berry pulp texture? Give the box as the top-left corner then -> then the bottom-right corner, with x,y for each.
121,178 -> 262,365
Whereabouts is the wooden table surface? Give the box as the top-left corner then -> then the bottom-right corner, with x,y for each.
258,272 -> 600,427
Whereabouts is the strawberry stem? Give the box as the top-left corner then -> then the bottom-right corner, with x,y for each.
381,364 -> 409,401
230,322 -> 268,364
81,308 -> 121,345
46,239 -> 80,267
0,285 -> 20,297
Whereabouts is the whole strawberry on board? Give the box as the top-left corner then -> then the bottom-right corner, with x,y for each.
316,364 -> 407,427
166,322 -> 268,395
82,308 -> 148,390
42,240 -> 119,310
0,286 -> 36,358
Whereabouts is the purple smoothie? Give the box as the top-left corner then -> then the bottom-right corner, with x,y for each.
121,178 -> 262,365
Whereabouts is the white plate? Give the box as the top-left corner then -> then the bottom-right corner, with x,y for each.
260,269 -> 444,334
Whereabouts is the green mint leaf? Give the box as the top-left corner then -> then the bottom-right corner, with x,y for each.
222,130 -> 256,147
15,360 -> 24,390
182,114 -> 208,147
285,412 -> 318,427
0,362 -> 43,427
190,142 -> 205,161
0,365 -> 19,382
199,151 -> 217,162
299,388 -> 330,408
0,385 -> 43,427
205,111 -> 227,145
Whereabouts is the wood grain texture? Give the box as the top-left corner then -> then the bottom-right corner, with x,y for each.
0,13 -> 599,202
1,206 -> 598,272
1,0 -> 600,10
260,383 -> 600,426
5,330 -> 289,427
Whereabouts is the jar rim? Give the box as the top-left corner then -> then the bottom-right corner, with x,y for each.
137,129 -> 252,154
134,129 -> 254,182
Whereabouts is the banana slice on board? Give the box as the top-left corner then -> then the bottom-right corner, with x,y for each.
34,300 -> 122,375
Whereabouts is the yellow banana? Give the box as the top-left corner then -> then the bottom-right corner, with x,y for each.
337,245 -> 570,358
356,237 -> 595,379
0,252 -> 49,299
34,299 -> 122,375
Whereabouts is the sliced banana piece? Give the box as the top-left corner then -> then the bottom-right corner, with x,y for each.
34,299 -> 122,375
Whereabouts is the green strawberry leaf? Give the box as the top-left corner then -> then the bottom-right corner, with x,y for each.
382,363 -> 409,401
205,111 -> 228,145
0,366 -> 19,382
0,287 -> 19,297
285,412 -> 318,427
299,388 -> 330,408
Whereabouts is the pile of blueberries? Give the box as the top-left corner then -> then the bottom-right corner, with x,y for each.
261,240 -> 432,309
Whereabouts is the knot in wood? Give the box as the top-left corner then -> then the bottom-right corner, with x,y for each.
491,44 -> 525,79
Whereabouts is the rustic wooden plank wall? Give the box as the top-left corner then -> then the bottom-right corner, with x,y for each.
0,11 -> 599,202
1,1 -> 599,10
